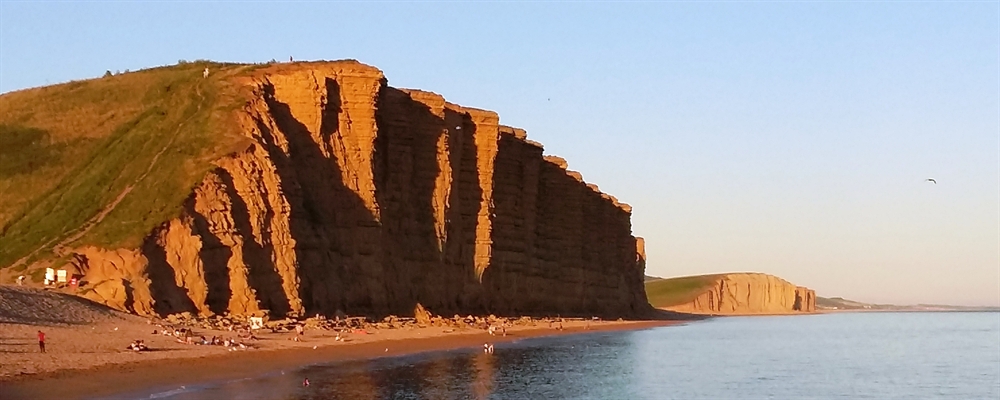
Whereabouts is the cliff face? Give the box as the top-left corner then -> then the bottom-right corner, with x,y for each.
72,62 -> 649,319
664,273 -> 816,315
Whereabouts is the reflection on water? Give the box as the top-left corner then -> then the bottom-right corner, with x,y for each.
165,331 -> 640,400
310,344 -> 514,399
156,313 -> 1000,400
295,346 -> 501,399
472,350 -> 495,399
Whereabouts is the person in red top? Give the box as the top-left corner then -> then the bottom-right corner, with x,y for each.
37,330 -> 45,353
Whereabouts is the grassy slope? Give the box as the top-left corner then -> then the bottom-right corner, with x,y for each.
0,62 -> 251,276
644,274 -> 723,308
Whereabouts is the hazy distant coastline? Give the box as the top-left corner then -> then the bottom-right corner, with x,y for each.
816,296 -> 1000,312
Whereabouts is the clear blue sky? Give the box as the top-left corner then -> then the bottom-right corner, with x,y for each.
2,1 -> 997,306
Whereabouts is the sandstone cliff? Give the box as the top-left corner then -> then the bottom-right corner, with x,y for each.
647,273 -> 815,315
67,61 -> 649,319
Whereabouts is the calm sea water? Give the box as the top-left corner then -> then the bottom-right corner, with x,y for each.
144,312 -> 999,399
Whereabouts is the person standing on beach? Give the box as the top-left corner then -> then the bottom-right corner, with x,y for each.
37,330 -> 45,353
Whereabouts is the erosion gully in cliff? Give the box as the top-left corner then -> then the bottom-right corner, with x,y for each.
72,61 -> 650,320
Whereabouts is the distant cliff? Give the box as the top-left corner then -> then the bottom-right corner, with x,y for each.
646,273 -> 815,315
1,61 -> 649,319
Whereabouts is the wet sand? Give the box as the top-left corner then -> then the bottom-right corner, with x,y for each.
2,319 -> 677,400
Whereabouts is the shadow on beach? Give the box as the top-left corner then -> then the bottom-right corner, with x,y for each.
0,285 -> 126,326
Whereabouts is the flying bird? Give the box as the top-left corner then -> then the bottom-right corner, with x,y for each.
925,178 -> 937,184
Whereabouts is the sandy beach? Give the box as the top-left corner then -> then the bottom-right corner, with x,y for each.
0,287 -> 681,399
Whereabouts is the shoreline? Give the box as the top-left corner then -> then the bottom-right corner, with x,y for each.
654,308 -> 1000,317
656,307 -> 821,317
2,319 -> 678,400
815,308 -> 1000,313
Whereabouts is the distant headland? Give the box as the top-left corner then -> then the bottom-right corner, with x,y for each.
645,272 -> 816,315
645,273 -> 998,314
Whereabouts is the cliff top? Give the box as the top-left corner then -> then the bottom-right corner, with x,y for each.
0,61 -> 251,280
645,274 -> 726,308
0,60 -> 386,280
0,59 -> 632,285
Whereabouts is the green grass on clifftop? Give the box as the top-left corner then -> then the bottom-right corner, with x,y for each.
0,62 -> 250,272
645,274 -> 723,308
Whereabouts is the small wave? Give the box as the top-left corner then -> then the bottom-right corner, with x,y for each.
146,385 -> 196,399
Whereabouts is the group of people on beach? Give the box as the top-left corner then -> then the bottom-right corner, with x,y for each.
126,340 -> 149,352
487,323 -> 507,337
146,325 -> 257,351
155,327 -> 203,344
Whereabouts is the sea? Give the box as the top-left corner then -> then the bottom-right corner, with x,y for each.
135,312 -> 999,399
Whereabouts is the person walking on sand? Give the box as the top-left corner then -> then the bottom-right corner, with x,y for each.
37,330 -> 45,353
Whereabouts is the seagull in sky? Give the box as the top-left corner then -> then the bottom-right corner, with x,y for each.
925,178 -> 937,184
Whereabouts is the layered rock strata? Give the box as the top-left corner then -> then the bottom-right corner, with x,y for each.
73,62 -> 649,319
664,273 -> 816,315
